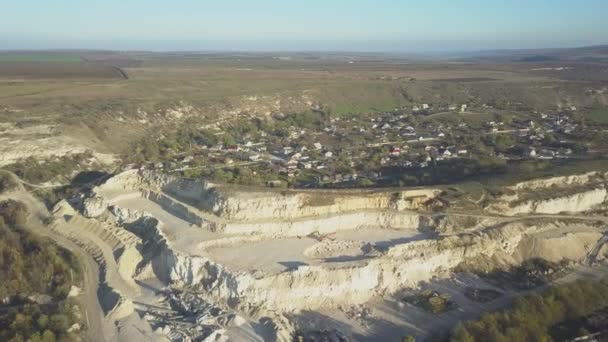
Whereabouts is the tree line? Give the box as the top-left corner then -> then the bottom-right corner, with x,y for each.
451,277 -> 608,342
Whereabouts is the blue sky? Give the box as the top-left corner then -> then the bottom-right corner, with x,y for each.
1,0 -> 607,51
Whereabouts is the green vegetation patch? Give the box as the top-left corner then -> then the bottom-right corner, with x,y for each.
0,200 -> 82,342
0,171 -> 19,194
5,152 -> 96,185
451,277 -> 608,342
587,108 -> 608,124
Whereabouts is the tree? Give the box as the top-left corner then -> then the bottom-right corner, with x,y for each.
451,324 -> 475,342
578,327 -> 591,337
41,330 -> 56,342
48,315 -> 68,333
403,335 -> 416,342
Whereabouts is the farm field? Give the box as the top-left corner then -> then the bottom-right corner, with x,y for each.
0,52 -> 83,63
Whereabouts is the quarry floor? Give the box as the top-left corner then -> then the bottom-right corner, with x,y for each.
112,193 -> 427,275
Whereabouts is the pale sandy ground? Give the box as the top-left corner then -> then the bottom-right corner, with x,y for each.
112,195 -> 226,254
207,228 -> 425,275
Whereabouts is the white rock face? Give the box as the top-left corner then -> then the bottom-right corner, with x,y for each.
94,170 -> 441,222
82,196 -> 109,218
506,188 -> 608,215
487,172 -> 608,215
206,189 -> 440,221
509,172 -> 606,191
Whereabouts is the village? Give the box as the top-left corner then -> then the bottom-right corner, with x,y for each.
137,102 -> 600,188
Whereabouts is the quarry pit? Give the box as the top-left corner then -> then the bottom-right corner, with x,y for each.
37,169 -> 608,341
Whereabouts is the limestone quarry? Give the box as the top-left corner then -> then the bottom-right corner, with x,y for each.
20,168 -> 605,341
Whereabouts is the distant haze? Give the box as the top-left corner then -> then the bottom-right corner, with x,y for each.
2,0 -> 607,52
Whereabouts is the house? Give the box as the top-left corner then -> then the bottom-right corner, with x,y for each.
422,104 -> 430,110
524,147 -> 537,157
389,147 -> 401,156
267,180 -> 283,188
313,142 -> 323,150
324,151 -> 333,158
226,145 -> 239,152
461,104 -> 468,112
249,153 -> 261,161
443,150 -> 452,157
286,160 -> 298,168
457,150 -> 468,155
300,161 -> 313,169
283,146 -> 294,155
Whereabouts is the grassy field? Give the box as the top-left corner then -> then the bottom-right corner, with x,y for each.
0,52 -> 605,157
588,108 -> 608,123
0,53 -> 83,63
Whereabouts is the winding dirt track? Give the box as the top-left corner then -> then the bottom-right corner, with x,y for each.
0,191 -> 108,342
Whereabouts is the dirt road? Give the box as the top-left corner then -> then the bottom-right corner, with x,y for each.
0,191 -> 109,342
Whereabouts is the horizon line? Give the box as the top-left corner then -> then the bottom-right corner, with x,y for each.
0,43 -> 606,55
